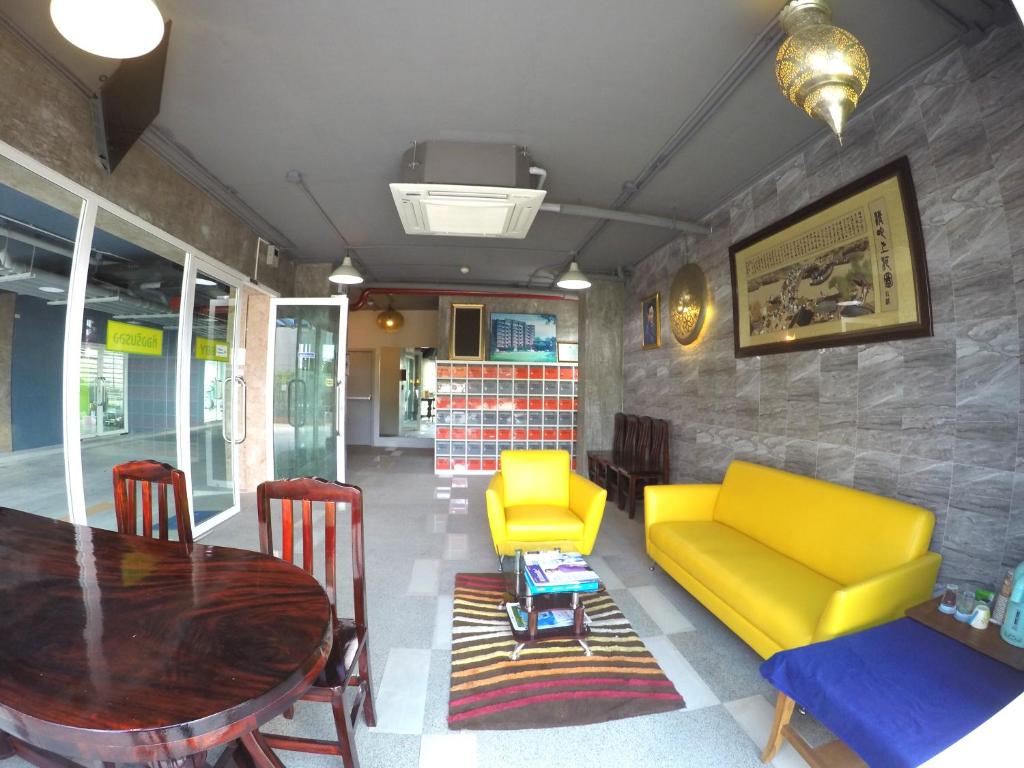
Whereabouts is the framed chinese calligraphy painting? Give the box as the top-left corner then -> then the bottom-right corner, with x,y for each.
728,157 -> 931,358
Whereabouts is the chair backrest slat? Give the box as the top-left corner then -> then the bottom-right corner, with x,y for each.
617,415 -> 639,463
282,499 -> 294,563
611,412 -> 626,453
256,477 -> 367,625
158,484 -> 169,541
325,501 -> 337,602
302,499 -> 313,573
112,460 -> 193,546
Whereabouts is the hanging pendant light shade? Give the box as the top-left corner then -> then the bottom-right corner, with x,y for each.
775,0 -> 870,143
328,255 -> 364,285
376,301 -> 404,333
50,0 -> 165,59
556,261 -> 592,290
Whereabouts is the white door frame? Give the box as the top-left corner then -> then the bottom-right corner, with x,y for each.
0,137 -> 274,530
266,296 -> 349,483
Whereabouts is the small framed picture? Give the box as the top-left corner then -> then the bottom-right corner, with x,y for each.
641,293 -> 661,349
557,341 -> 578,362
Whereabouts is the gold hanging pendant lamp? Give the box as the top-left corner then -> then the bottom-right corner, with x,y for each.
376,299 -> 405,333
775,0 -> 870,143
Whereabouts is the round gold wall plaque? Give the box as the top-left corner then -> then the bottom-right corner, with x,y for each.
669,263 -> 708,345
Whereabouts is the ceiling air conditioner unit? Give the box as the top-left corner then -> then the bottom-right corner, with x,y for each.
389,141 -> 546,238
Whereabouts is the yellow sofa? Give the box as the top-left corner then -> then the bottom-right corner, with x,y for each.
645,460 -> 941,659
486,450 -> 607,558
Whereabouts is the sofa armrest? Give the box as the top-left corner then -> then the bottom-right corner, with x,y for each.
644,485 -> 720,534
569,472 -> 607,555
485,473 -> 507,556
813,552 -> 942,642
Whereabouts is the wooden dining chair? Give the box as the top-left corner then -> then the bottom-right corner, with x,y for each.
256,477 -> 375,768
588,411 -> 625,486
112,459 -> 193,545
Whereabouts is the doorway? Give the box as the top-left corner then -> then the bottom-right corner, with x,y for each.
268,297 -> 348,481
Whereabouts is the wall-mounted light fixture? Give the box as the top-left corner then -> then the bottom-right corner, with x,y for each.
669,263 -> 708,346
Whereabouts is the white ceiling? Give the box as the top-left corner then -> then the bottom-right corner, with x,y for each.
0,0 -> 1007,286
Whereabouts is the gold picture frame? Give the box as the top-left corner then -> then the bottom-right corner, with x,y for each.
641,293 -> 661,350
449,303 -> 485,360
728,157 -> 932,358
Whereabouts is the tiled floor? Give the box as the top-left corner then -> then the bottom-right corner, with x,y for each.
5,446 -> 835,768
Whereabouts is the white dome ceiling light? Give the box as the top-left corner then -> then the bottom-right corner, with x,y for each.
328,256 -> 364,285
556,261 -> 592,291
50,0 -> 165,59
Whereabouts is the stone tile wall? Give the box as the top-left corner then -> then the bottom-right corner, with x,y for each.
623,22 -> 1024,587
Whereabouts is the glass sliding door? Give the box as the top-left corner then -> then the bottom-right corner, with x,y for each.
78,208 -> 186,531
269,298 -> 347,481
188,271 -> 241,531
0,156 -> 83,520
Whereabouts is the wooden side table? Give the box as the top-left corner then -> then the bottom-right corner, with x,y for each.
906,597 -> 1024,670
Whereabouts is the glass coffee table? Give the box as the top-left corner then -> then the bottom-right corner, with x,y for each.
502,552 -> 601,661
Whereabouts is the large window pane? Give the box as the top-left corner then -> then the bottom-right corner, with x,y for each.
0,158 -> 82,520
80,209 -> 185,531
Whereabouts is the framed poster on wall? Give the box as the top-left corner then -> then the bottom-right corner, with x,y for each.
728,156 -> 931,358
488,312 -> 557,362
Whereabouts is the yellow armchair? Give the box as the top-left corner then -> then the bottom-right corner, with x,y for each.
485,450 -> 607,560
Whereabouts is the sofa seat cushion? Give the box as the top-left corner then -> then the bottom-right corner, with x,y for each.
649,521 -> 840,649
505,505 -> 584,541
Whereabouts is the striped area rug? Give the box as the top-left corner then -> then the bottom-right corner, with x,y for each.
448,573 -> 685,730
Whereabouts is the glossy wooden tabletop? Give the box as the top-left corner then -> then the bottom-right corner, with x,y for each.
0,507 -> 332,763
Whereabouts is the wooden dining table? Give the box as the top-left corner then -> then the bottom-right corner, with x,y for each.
0,507 -> 333,768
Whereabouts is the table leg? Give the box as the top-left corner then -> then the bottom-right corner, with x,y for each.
761,692 -> 795,763
571,592 -> 585,636
239,732 -> 285,768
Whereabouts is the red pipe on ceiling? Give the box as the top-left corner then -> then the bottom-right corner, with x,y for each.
348,286 -> 575,311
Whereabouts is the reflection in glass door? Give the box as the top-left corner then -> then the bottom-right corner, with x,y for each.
269,298 -> 347,481
79,345 -> 127,438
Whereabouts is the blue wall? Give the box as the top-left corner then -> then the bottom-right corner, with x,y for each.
11,296 -> 64,450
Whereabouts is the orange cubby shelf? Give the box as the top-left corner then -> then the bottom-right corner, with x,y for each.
434,360 -> 578,475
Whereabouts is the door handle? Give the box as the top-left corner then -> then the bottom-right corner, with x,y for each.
287,378 -> 308,428
221,377 -> 232,443
221,376 -> 247,445
233,376 -> 247,444
286,378 -> 305,428
336,380 -> 344,437
346,395 -> 372,401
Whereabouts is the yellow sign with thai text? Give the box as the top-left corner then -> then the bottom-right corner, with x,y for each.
195,335 -> 230,362
106,320 -> 163,356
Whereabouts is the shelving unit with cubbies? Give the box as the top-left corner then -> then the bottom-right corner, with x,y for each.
434,361 -> 578,475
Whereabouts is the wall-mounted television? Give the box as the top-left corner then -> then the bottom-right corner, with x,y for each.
91,20 -> 172,174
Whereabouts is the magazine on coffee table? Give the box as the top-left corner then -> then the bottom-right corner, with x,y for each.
522,550 -> 600,594
506,602 -> 590,633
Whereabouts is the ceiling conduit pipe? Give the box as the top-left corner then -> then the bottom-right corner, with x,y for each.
539,202 -> 710,235
348,283 -> 576,312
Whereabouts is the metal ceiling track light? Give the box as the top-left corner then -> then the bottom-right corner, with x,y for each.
556,261 -> 592,291
775,0 -> 870,143
50,0 -> 165,59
